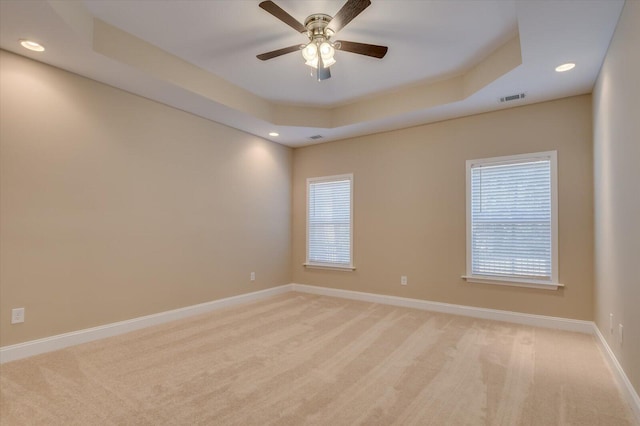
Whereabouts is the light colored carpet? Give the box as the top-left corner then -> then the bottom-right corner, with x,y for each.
0,293 -> 634,425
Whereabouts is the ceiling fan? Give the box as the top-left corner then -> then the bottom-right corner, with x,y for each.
256,0 -> 388,81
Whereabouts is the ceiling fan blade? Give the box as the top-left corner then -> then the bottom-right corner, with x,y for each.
259,1 -> 306,33
335,40 -> 388,58
327,0 -> 371,34
317,55 -> 331,81
257,45 -> 302,61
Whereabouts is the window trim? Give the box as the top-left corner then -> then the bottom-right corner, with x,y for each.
305,173 -> 355,271
463,151 -> 561,290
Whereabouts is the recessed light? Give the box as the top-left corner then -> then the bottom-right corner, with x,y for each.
555,63 -> 575,72
20,40 -> 45,52
269,132 -> 279,137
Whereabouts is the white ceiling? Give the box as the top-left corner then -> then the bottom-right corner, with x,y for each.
0,0 -> 624,147
84,0 -> 518,106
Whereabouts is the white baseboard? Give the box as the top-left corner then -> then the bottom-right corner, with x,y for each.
0,284 -> 293,364
291,284 -> 594,333
593,324 -> 640,423
0,283 -> 597,360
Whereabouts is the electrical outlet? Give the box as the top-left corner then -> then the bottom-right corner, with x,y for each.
11,308 -> 25,324
619,324 -> 623,345
609,313 -> 613,334
250,272 -> 255,282
401,276 -> 407,285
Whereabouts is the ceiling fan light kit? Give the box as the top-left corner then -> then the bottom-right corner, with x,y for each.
257,0 -> 388,81
301,14 -> 336,71
303,42 -> 336,68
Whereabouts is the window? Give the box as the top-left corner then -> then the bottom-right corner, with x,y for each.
464,151 -> 561,289
306,174 -> 354,270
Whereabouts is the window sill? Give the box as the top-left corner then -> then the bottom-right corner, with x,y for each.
461,275 -> 564,290
304,263 -> 356,271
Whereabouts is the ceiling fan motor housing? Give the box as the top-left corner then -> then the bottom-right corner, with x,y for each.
304,14 -> 334,41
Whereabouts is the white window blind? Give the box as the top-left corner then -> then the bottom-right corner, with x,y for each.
307,175 -> 353,268
466,152 -> 558,284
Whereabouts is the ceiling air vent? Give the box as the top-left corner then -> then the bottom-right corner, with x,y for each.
308,135 -> 324,140
499,93 -> 526,103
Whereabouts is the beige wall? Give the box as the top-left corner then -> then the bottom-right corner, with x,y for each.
293,95 -> 594,320
593,0 -> 640,396
0,50 -> 292,346
0,37 -> 615,356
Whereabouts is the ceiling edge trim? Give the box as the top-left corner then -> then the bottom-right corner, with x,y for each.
463,32 -> 522,97
92,18 -> 273,123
